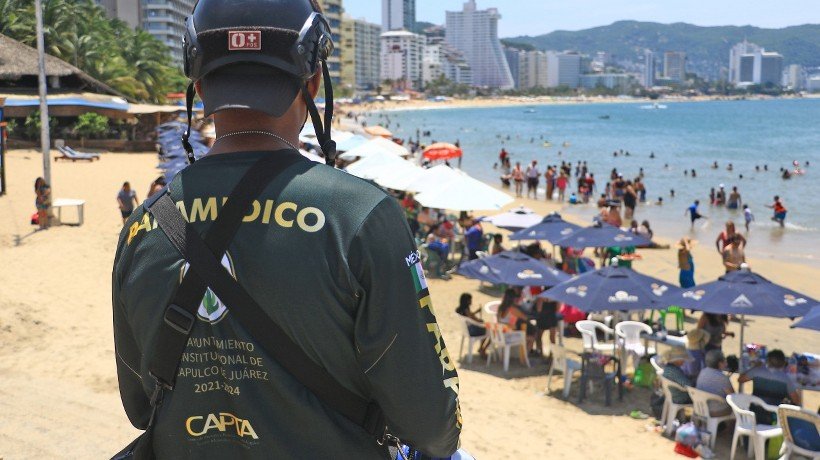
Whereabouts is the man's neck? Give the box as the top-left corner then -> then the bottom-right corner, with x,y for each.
207,109 -> 302,156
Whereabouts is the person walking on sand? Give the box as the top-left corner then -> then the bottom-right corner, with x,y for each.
715,221 -> 746,253
677,238 -> 696,288
545,166 -> 555,200
116,182 -> 139,225
743,204 -> 754,232
526,160 -> 540,199
111,1 -> 461,457
34,177 -> 51,230
766,195 -> 787,228
686,200 -> 706,228
512,161 -> 525,197
556,172 -> 568,202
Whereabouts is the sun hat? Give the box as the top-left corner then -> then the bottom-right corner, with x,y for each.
664,348 -> 692,363
686,328 -> 711,350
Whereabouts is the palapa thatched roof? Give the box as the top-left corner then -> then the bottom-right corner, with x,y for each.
0,33 -> 126,99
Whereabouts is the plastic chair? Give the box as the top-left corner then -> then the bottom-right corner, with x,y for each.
687,386 -> 736,450
545,344 -> 582,398
777,404 -> 820,460
659,376 -> 692,435
459,317 -> 488,364
726,394 -> 782,460
650,306 -> 686,332
615,321 -> 656,371
483,300 -> 500,320
577,353 -> 622,406
485,323 -> 530,372
575,320 -> 616,355
650,355 -> 664,376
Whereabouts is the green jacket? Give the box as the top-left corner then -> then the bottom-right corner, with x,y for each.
112,150 -> 461,458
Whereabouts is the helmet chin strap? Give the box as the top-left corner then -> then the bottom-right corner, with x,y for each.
182,82 -> 197,165
302,61 -> 336,167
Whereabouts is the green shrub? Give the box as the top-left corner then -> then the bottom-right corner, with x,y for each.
74,112 -> 109,139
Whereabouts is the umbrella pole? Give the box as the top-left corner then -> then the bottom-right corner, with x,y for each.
739,314 -> 746,393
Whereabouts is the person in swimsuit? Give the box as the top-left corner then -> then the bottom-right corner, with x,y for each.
686,200 -> 705,228
767,195 -> 787,227
512,162 -> 524,198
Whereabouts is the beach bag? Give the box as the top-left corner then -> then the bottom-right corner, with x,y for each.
675,422 -> 701,447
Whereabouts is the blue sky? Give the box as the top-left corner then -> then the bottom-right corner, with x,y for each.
342,1 -> 820,38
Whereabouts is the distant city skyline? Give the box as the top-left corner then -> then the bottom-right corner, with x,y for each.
341,0 -> 820,38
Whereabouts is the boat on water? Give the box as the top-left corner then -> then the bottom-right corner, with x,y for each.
599,115 -> 610,119
640,102 -> 668,110
543,141 -> 552,148
524,109 -> 537,113
562,142 -> 571,147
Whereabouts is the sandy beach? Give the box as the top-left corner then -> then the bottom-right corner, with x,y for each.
0,148 -> 817,459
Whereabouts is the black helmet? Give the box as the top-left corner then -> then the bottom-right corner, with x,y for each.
180,0 -> 336,165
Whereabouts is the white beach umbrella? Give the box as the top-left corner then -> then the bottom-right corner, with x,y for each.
405,164 -> 464,194
484,207 -> 543,231
338,137 -> 410,160
345,153 -> 411,180
300,149 -> 324,163
415,174 -> 514,211
376,164 -> 428,191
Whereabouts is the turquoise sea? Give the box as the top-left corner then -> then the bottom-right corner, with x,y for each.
368,98 -> 820,267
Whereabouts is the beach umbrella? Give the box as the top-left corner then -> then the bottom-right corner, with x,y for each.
457,251 -> 570,287
405,164 -> 464,194
509,212 -> 583,243
335,134 -> 369,152
483,207 -> 543,231
553,221 -> 652,248
345,153 -> 415,181
539,265 -> 681,313
375,164 -> 428,191
792,305 -> 820,331
414,173 -> 514,211
364,125 -> 393,138
674,266 -> 816,358
423,142 -> 463,161
338,137 -> 409,161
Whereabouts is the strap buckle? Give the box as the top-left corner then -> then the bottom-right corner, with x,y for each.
164,304 -> 195,335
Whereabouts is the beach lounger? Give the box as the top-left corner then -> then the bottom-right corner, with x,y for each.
55,146 -> 99,162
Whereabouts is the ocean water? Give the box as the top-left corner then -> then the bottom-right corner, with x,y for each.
368,98 -> 820,266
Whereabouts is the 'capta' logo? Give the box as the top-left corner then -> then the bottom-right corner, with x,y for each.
186,412 -> 259,439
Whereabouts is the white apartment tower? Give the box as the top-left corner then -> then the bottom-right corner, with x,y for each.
663,51 -> 686,82
95,0 -> 140,29
546,51 -> 581,88
381,30 -> 425,91
445,0 -> 514,89
140,0 -> 197,64
382,0 -> 416,31
729,40 -> 762,84
342,16 -> 382,90
518,50 -> 548,89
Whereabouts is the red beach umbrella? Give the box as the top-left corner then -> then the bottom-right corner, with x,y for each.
423,142 -> 463,161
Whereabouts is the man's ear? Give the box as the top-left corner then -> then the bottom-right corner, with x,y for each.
307,64 -> 323,99
194,80 -> 203,98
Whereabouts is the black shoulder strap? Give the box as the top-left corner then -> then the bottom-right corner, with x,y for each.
146,151 -> 303,389
146,152 -> 387,440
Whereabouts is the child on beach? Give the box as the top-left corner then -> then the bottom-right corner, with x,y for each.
766,195 -> 787,228
743,205 -> 754,232
686,200 -> 706,228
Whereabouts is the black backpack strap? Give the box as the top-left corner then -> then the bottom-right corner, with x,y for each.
146,151 -> 305,391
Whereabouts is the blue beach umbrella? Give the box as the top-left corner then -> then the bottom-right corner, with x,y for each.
674,267 -> 816,358
539,265 -> 680,313
509,212 -> 583,243
792,305 -> 820,331
553,221 -> 652,248
674,268 -> 815,318
457,251 -> 570,287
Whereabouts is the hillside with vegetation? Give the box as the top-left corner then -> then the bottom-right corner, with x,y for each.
505,21 -> 820,79
0,0 -> 185,102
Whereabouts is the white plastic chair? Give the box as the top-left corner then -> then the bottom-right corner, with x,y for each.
777,404 -> 820,460
483,300 -> 500,320
486,323 -> 530,372
650,355 -> 664,376
659,376 -> 692,435
459,317 -> 488,364
726,394 -> 782,460
687,386 -> 736,450
545,344 -> 582,398
615,321 -> 656,371
576,320 -> 616,355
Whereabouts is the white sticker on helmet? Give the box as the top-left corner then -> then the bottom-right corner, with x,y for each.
228,31 -> 262,50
